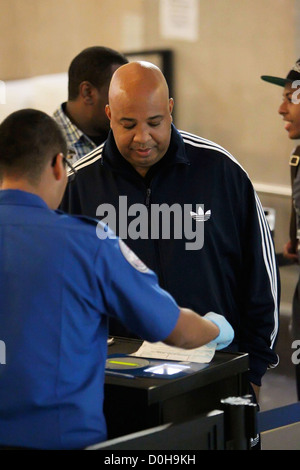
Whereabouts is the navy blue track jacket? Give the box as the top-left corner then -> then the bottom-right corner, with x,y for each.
61,124 -> 280,386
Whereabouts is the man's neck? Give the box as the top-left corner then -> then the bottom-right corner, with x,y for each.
65,101 -> 96,136
1,178 -> 36,193
0,177 -> 54,209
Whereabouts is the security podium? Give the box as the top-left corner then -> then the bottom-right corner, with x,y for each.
103,337 -> 249,444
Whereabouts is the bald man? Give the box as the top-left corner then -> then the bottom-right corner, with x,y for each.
61,61 -> 280,411
105,61 -> 173,176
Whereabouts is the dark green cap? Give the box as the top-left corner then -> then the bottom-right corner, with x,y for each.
261,59 -> 300,87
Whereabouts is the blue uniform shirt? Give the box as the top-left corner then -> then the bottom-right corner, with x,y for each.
0,190 -> 180,450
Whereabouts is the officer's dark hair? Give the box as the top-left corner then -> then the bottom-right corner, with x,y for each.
0,108 -> 67,185
68,46 -> 128,100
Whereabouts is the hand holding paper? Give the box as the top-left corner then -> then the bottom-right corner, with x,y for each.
204,312 -> 234,350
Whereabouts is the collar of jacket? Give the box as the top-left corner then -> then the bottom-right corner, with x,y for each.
101,123 -> 190,179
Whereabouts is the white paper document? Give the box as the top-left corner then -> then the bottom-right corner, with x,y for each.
159,0 -> 199,42
131,341 -> 216,364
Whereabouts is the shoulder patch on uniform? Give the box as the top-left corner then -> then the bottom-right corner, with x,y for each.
119,239 -> 149,273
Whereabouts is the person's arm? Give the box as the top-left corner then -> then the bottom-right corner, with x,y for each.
251,383 -> 260,402
98,236 -> 235,349
283,239 -> 299,262
164,309 -> 234,350
238,184 -> 280,387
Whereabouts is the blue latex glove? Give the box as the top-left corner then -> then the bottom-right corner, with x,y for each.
204,312 -> 234,350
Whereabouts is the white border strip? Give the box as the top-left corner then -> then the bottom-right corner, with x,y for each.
253,182 -> 291,197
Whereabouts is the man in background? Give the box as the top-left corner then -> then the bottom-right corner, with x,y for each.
262,59 -> 300,398
53,46 -> 128,163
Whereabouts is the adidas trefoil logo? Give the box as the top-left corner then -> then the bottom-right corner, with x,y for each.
190,206 -> 211,222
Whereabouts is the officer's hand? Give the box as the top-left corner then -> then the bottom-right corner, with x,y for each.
204,312 -> 234,350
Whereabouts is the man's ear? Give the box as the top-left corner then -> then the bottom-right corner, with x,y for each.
80,81 -> 95,104
169,97 -> 174,116
51,153 -> 65,181
105,104 -> 111,120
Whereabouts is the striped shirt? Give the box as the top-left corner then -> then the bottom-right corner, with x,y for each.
53,103 -> 98,164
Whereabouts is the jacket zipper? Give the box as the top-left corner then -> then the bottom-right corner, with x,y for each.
144,186 -> 166,289
145,187 -> 151,208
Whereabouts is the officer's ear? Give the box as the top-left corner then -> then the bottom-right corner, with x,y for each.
51,153 -> 66,181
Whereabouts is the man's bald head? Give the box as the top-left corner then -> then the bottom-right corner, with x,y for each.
105,61 -> 174,177
108,61 -> 170,106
